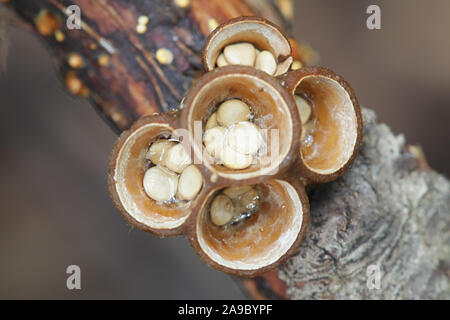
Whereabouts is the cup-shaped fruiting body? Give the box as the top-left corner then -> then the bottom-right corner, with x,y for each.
191,179 -> 309,276
203,17 -> 293,76
108,17 -> 362,278
107,66 -> 311,276
181,65 -> 301,182
279,67 -> 363,183
108,104 -> 310,276
108,112 -> 204,236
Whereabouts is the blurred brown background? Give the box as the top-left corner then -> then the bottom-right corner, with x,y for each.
0,0 -> 449,299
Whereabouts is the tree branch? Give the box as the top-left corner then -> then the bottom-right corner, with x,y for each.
5,0 -> 308,132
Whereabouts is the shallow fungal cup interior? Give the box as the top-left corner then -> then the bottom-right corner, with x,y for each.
204,18 -> 292,75
112,122 -> 191,231
187,67 -> 294,180
196,180 -> 304,272
296,75 -> 359,176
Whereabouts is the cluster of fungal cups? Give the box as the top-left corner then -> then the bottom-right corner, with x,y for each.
108,17 -> 362,276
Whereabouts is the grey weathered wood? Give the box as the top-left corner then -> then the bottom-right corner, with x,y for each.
278,108 -> 450,299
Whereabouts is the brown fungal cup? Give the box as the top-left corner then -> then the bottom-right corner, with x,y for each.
181,65 -> 301,183
280,67 -> 363,183
108,65 -> 310,276
191,178 -> 309,276
108,112 -> 196,237
203,16 -> 293,76
108,17 -> 362,276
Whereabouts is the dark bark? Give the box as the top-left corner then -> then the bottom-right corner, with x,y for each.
5,0 -> 305,132
4,0 -> 449,299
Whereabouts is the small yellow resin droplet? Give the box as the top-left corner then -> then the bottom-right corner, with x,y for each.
35,10 -> 61,36
137,16 -> 149,25
54,30 -> 65,42
156,48 -> 174,65
207,18 -> 219,33
276,0 -> 293,19
291,60 -> 303,70
67,53 -> 84,69
136,24 -> 147,34
174,0 -> 190,8
98,54 -> 110,67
